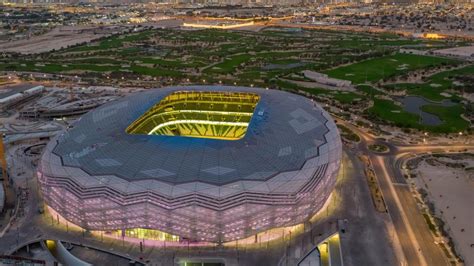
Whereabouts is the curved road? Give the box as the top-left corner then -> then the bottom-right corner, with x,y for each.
1,113 -> 471,266
338,119 -> 473,266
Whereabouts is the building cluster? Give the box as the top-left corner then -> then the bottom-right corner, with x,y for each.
303,70 -> 353,88
0,85 -> 44,112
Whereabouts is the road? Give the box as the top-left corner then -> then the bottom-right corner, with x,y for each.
0,129 -> 400,266
338,119 -> 474,266
0,109 -> 471,266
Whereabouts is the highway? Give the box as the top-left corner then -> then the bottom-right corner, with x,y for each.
338,119 -> 473,266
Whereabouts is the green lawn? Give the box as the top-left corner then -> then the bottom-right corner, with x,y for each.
266,59 -> 302,65
368,99 -> 420,128
1,27 -> 468,134
332,39 -> 423,48
67,58 -> 123,64
384,65 -> 474,101
356,85 -> 383,96
294,86 -> 362,104
332,92 -> 363,104
204,54 -> 252,74
137,58 -> 186,67
324,53 -> 457,84
422,104 -> 469,133
65,30 -> 154,52
368,98 -> 469,133
130,65 -> 182,77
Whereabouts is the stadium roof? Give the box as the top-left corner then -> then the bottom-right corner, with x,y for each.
0,84 -> 37,100
51,86 -> 335,185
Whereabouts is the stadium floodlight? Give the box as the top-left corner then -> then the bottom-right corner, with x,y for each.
126,91 -> 260,140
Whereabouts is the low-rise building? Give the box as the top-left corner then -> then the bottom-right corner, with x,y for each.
302,70 -> 352,88
0,85 -> 44,111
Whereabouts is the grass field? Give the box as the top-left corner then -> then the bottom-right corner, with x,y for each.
368,98 -> 420,127
368,98 -> 468,133
384,65 -> 474,101
130,65 -> 183,77
332,92 -> 363,104
324,53 -> 457,84
421,104 -> 469,133
204,54 -> 253,74
279,81 -> 363,105
356,85 -> 383,96
66,30 -> 154,52
1,27 -> 469,134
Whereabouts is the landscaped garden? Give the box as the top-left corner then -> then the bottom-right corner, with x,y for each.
0,27 -> 471,134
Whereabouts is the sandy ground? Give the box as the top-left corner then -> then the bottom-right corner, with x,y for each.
434,46 -> 474,58
0,19 -> 191,55
0,26 -> 121,54
415,157 -> 474,265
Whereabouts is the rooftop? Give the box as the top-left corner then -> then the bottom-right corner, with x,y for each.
0,83 -> 37,100
50,86 -> 336,185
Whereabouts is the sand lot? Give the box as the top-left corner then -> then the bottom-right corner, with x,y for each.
434,46 -> 474,58
0,25 -> 123,54
0,20 -> 188,55
415,156 -> 474,265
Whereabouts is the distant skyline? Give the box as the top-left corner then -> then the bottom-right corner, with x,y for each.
2,0 -> 473,5
0,0 -> 409,5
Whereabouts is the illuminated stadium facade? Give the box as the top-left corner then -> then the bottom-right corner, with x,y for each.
38,86 -> 342,243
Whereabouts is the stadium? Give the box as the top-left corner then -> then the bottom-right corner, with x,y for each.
38,86 -> 342,243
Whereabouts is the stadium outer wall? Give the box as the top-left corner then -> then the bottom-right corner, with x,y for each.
37,87 -> 342,243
